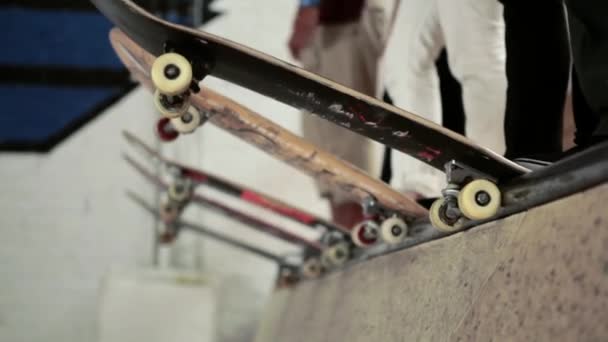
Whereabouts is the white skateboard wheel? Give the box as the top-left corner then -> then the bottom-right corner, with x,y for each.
168,180 -> 192,203
169,109 -> 201,134
300,257 -> 322,279
429,198 -> 459,232
323,242 -> 350,267
380,216 -> 408,244
154,89 -> 189,119
458,179 -> 501,220
350,220 -> 379,248
151,53 -> 193,96
159,201 -> 180,223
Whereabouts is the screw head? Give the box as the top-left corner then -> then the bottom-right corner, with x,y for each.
181,112 -> 193,123
164,64 -> 181,80
391,225 -> 402,236
335,249 -> 344,259
475,191 -> 491,206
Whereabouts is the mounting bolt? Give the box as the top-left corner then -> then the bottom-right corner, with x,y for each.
475,191 -> 491,206
164,64 -> 181,80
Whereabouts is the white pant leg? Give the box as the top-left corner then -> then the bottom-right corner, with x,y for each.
381,0 -> 446,196
438,0 -> 507,154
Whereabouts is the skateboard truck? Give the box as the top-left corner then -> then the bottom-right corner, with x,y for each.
156,108 -> 214,141
167,177 -> 194,203
276,264 -> 300,288
351,196 -> 409,247
158,224 -> 180,244
159,199 -> 182,224
430,161 -> 502,231
158,176 -> 194,223
151,44 -> 212,136
361,196 -> 379,216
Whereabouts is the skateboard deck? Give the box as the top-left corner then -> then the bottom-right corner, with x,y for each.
128,190 -> 304,285
127,190 -> 296,266
124,154 -> 324,252
111,29 -> 427,244
122,131 -> 349,235
92,0 -> 527,181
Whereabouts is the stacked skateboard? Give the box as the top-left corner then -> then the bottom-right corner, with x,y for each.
95,0 -> 608,286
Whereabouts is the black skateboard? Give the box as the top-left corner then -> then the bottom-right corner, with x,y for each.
92,0 -> 533,231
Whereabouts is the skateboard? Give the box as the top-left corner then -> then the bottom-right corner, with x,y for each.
122,131 -> 349,238
124,154 -> 341,277
93,0 -> 530,231
111,29 -> 424,249
126,190 -> 303,286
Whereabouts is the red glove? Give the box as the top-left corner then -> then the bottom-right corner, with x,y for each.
288,6 -> 320,60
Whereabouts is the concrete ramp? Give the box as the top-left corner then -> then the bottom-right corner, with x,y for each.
255,183 -> 608,341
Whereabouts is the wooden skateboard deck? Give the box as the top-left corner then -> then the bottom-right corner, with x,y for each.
122,131 -> 350,235
124,154 -> 324,252
110,29 -> 428,230
92,0 -> 527,182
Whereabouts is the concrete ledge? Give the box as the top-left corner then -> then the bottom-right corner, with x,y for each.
255,183 -> 608,341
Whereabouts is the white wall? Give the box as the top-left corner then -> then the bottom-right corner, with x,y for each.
0,0 -> 331,341
0,90 -> 156,342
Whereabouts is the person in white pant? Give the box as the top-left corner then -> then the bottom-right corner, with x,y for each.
381,0 -> 507,197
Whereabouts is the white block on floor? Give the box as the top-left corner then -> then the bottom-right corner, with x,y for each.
98,269 -> 216,342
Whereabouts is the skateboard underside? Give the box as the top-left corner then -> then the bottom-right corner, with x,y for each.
91,0 -> 527,183
100,0 -> 608,238
111,29 -> 428,223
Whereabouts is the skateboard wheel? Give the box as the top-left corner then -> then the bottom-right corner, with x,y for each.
350,220 -> 379,248
156,117 -> 179,142
458,179 -> 501,221
300,257 -> 322,279
380,216 -> 408,244
322,242 -> 350,268
320,253 -> 332,270
154,89 -> 189,118
159,201 -> 180,224
168,179 -> 192,203
429,198 -> 460,232
151,53 -> 193,96
170,110 -> 201,134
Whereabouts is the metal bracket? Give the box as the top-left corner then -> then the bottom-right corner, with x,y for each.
197,107 -> 215,127
361,196 -> 384,217
444,160 -> 496,186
